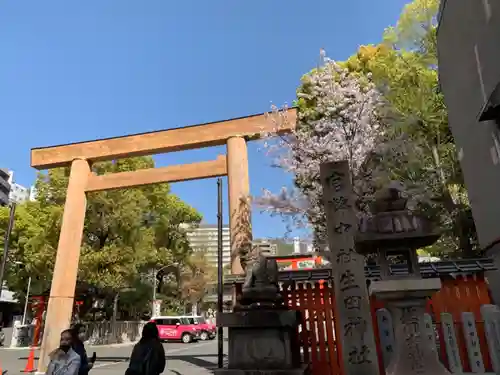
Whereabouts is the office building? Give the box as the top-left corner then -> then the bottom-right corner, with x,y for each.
0,169 -> 9,206
251,237 -> 312,256
438,0 -> 500,301
183,224 -> 231,268
252,239 -> 277,255
10,183 -> 30,204
292,237 -> 312,254
28,186 -> 37,201
6,171 -> 35,204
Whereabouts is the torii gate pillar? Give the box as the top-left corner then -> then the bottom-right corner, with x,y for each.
38,159 -> 90,371
227,136 -> 251,275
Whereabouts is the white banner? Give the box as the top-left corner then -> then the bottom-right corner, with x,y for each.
153,300 -> 162,316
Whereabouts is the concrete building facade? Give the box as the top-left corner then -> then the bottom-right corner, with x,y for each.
438,0 -> 500,300
292,237 -> 313,254
5,171 -> 36,204
438,0 -> 500,251
9,183 -> 30,204
0,169 -> 9,206
184,224 -> 231,268
252,239 -> 277,255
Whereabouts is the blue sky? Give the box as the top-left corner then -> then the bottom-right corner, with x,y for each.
0,0 -> 409,240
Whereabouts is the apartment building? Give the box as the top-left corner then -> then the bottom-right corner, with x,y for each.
438,0 -> 500,301
183,224 -> 231,268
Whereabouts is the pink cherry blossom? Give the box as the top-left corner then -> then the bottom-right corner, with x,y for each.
255,56 -> 385,248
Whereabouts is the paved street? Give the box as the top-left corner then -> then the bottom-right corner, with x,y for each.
0,338 -> 226,375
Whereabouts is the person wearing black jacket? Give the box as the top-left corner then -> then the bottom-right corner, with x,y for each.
126,322 -> 166,375
71,324 -> 95,375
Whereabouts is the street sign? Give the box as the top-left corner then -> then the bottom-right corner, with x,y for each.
153,299 -> 162,316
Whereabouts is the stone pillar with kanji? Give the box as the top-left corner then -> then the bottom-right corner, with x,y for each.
320,160 -> 380,375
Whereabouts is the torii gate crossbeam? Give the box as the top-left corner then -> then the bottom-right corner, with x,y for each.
30,109 -> 296,372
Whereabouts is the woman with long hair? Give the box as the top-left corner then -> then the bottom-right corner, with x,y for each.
126,322 -> 166,375
70,323 -> 95,375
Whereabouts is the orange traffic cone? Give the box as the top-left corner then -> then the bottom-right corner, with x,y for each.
23,347 -> 36,372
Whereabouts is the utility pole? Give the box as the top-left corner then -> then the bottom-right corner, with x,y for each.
152,268 -> 157,317
217,177 -> 224,368
22,276 -> 32,325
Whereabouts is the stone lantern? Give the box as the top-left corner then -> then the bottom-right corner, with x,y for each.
356,182 -> 450,375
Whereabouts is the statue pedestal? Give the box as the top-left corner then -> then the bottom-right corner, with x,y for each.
215,309 -> 308,375
370,278 -> 451,375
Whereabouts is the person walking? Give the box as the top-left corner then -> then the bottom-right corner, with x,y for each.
46,329 -> 81,375
71,323 -> 95,375
126,322 -> 166,375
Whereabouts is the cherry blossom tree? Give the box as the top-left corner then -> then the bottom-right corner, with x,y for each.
255,54 -> 385,249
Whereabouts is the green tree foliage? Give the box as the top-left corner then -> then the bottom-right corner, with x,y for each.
354,0 -> 477,257
0,156 -> 202,309
0,202 -> 62,298
180,250 -> 216,305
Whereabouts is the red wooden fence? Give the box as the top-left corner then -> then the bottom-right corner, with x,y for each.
277,274 -> 492,375
282,281 -> 340,375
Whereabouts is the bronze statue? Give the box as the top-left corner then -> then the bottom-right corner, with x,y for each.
237,246 -> 283,309
242,246 -> 279,291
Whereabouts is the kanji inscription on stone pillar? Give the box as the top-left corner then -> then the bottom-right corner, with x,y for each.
320,160 -> 380,375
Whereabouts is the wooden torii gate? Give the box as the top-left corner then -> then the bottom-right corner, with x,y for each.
29,109 -> 296,371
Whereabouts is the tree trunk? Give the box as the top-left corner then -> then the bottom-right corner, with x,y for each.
457,212 -> 475,258
431,145 -> 447,188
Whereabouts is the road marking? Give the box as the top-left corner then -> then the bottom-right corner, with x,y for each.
91,341 -> 215,369
165,341 -> 214,355
93,362 -> 124,369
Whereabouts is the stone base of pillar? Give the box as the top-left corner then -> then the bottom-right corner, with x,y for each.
370,278 -> 451,375
216,309 -> 306,374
